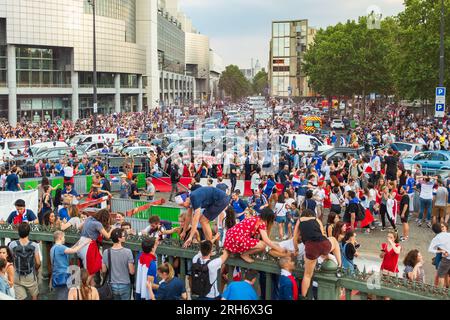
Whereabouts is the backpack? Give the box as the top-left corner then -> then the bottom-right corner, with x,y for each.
355,203 -> 366,221
191,259 -> 214,297
13,241 -> 36,276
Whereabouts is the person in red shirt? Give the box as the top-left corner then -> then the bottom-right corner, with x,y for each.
380,231 -> 402,276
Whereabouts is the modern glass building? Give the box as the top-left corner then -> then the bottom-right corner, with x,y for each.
0,0 -> 196,125
269,19 -> 316,98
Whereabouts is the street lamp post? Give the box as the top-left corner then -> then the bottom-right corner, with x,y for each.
439,0 -> 445,87
88,0 -> 98,134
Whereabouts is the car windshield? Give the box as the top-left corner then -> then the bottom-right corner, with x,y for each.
414,153 -> 431,161
8,141 -> 30,150
392,143 -> 412,152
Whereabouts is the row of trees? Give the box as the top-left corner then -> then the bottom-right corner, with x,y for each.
303,0 -> 450,104
218,65 -> 268,101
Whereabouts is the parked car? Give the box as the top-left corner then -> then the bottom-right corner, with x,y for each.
319,147 -> 367,162
121,146 -> 155,157
390,142 -> 426,158
402,151 -> 450,173
76,142 -> 106,157
26,147 -> 84,163
330,119 -> 345,130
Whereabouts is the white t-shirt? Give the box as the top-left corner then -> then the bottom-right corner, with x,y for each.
63,166 -> 74,178
369,189 -> 377,202
274,202 -> 287,217
420,181 -> 435,200
192,253 -> 222,299
251,173 -> 261,190
279,239 -> 305,262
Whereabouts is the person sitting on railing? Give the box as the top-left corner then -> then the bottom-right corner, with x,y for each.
223,207 -> 288,264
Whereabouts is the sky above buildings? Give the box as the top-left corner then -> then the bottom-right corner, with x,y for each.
179,0 -> 405,70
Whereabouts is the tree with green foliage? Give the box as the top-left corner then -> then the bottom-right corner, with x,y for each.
303,16 -> 397,119
252,69 -> 268,96
394,0 -> 450,102
219,65 -> 251,101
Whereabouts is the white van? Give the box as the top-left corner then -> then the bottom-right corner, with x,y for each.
0,139 -> 32,160
68,134 -> 117,146
30,141 -> 69,157
281,134 -> 333,153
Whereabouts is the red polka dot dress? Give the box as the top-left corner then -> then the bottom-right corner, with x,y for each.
223,216 -> 266,253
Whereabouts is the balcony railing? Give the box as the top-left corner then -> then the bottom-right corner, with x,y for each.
0,224 -> 448,300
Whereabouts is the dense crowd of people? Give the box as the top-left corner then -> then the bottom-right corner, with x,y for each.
0,102 -> 450,300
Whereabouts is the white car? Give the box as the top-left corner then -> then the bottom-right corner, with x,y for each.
331,119 -> 345,129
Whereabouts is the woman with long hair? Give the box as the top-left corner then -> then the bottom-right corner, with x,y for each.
0,246 -> 14,296
68,269 -> 99,300
39,185 -> 53,225
299,209 -> 341,298
326,212 -> 340,238
332,221 -> 347,243
274,194 -> 288,240
341,230 -> 359,274
403,249 -> 425,283
60,205 -> 85,231
76,209 -> 112,277
156,263 -> 187,300
380,231 -> 402,276
223,208 -> 288,263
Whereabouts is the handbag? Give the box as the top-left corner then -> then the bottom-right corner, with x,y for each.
97,249 -> 113,300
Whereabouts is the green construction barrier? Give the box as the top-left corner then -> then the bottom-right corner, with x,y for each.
350,120 -> 356,129
51,178 -> 64,197
150,206 -> 181,223
132,204 -> 181,223
137,173 -> 146,189
86,175 -> 93,193
24,180 -> 39,191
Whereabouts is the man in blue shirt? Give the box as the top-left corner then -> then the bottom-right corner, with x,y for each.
405,170 -> 416,213
176,187 -> 230,248
230,190 -> 248,222
222,269 -> 259,300
61,183 -> 83,204
248,189 -> 269,215
57,201 -> 71,222
5,168 -> 21,192
6,199 -> 38,225
296,174 -> 309,208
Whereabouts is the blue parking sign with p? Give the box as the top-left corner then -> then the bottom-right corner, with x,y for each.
436,87 -> 446,96
436,104 -> 445,112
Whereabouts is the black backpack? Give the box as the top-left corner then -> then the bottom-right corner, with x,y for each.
355,203 -> 366,221
13,241 -> 36,276
191,259 -> 214,297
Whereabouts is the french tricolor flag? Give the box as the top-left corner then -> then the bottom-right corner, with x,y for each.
111,176 -> 119,183
292,175 -> 301,188
233,267 -> 242,281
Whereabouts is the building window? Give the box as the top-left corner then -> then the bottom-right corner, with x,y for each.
15,47 -> 71,87
0,45 -> 6,87
121,74 -> 138,88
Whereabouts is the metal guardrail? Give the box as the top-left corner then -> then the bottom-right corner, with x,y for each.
0,225 -> 448,300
